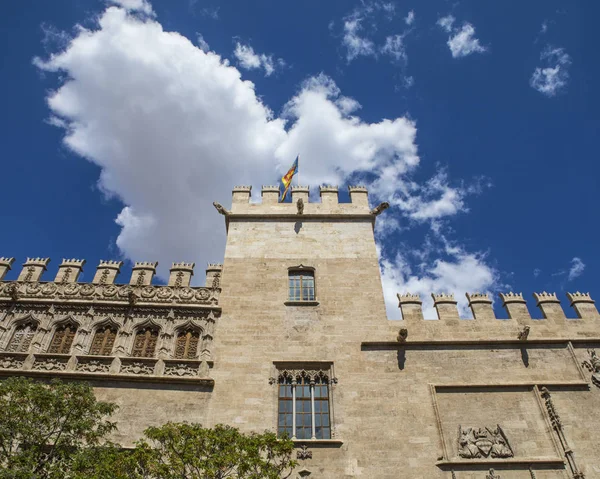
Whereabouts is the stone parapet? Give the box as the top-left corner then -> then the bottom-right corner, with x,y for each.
168,262 -> 195,287
348,185 -> 369,207
397,293 -> 423,321
261,185 -> 280,204
319,185 -> 338,205
291,185 -> 309,203
0,258 -> 15,281
466,292 -> 495,321
130,262 -> 158,286
17,258 -> 50,282
567,292 -> 599,318
55,258 -> 86,283
226,185 -> 378,216
232,185 -> 252,203
205,263 -> 223,288
432,293 -> 459,321
93,260 -> 123,284
500,292 -> 530,321
0,257 -> 221,307
533,292 -> 566,321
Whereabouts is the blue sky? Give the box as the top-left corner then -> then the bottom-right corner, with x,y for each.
1,0 -> 598,319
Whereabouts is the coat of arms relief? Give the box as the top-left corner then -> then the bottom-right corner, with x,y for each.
457,425 -> 514,459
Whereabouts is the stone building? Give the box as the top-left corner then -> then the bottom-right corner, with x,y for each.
0,185 -> 599,478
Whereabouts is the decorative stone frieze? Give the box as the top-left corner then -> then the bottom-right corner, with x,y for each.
76,355 -> 113,373
163,359 -> 201,377
120,358 -> 157,375
0,352 -> 26,369
32,354 -> 70,371
0,282 -> 218,306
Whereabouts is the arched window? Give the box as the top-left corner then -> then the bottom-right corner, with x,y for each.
48,324 -> 77,354
174,328 -> 200,359
7,321 -> 37,353
132,327 -> 159,358
90,325 -> 118,356
288,269 -> 315,301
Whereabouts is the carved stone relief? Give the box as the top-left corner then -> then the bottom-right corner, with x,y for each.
457,425 -> 513,459
120,360 -> 155,375
581,349 -> 600,388
164,362 -> 198,377
76,358 -> 112,373
0,355 -> 25,369
33,357 -> 68,371
0,281 -> 218,305
486,469 -> 500,479
297,445 -> 312,460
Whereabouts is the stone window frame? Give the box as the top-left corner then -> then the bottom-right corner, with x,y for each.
47,319 -> 79,355
5,318 -> 38,353
131,323 -> 161,358
270,362 -> 338,442
173,322 -> 203,360
285,265 -> 319,306
88,320 -> 119,356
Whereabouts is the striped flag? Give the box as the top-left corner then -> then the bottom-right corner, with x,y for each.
279,155 -> 298,202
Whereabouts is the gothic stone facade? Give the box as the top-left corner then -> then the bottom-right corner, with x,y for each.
1,185 -> 600,479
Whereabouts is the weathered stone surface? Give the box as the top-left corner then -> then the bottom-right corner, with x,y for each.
0,187 -> 599,478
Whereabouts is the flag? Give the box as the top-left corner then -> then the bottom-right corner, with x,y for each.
279,155 -> 298,202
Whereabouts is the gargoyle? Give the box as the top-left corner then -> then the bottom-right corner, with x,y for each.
213,202 -> 231,216
370,202 -> 390,216
397,328 -> 408,342
518,325 -> 530,341
297,198 -> 304,215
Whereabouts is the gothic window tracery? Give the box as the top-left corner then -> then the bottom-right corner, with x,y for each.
90,325 -> 118,356
48,323 -> 77,354
174,328 -> 200,359
132,327 -> 159,358
276,368 -> 334,440
7,321 -> 37,353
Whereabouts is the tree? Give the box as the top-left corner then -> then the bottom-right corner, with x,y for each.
0,378 -> 297,479
140,423 -> 297,479
0,377 -> 117,479
76,424 -> 297,479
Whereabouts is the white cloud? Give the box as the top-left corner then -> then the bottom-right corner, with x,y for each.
405,10 -> 415,26
530,46 -> 571,97
342,17 -> 376,61
34,2 -> 498,318
107,0 -> 153,15
381,246 -> 498,319
568,257 -> 585,281
540,21 -> 548,34
196,33 -> 209,52
437,15 -> 455,33
385,170 -> 488,221
233,42 -> 283,77
447,24 -> 486,58
437,15 -> 487,58
381,34 -> 407,63
533,268 -> 541,278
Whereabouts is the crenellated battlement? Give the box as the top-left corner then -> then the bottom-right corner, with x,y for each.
395,291 -> 600,324
0,257 -> 223,307
226,185 -> 382,217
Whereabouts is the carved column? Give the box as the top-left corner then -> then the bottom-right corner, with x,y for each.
539,387 -> 585,478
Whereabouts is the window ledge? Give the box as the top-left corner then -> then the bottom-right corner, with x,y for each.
292,439 -> 343,446
284,300 -> 319,307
